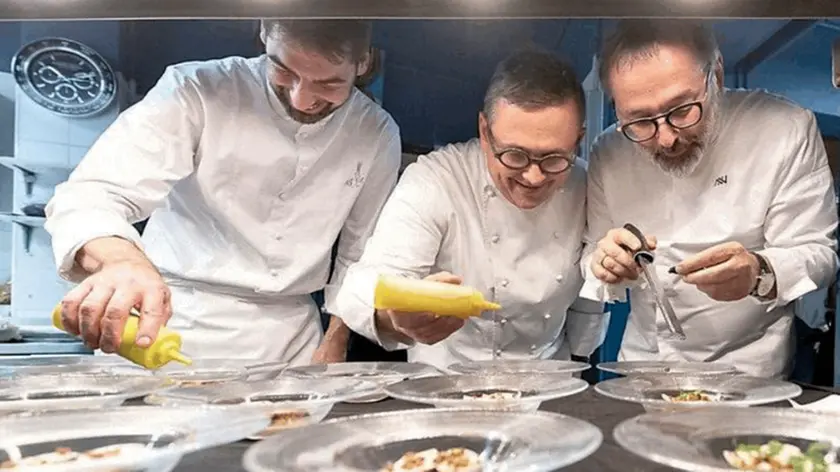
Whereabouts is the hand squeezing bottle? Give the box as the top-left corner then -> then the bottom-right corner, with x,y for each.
52,304 -> 192,370
374,275 -> 501,319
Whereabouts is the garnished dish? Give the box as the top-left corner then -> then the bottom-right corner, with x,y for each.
722,440 -> 840,471
381,447 -> 483,472
662,390 -> 723,403
0,443 -> 146,469
265,410 -> 311,433
461,389 -> 523,401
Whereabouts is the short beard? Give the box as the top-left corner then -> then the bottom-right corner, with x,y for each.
648,86 -> 721,178
271,83 -> 338,124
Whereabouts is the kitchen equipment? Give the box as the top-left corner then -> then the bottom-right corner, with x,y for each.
621,223 -> 686,340
52,304 -> 192,369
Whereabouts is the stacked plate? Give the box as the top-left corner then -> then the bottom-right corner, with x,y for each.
0,372 -> 170,414
0,406 -> 268,471
284,362 -> 440,403
384,372 -> 588,411
596,361 -> 738,377
447,359 -> 590,375
0,355 -> 146,378
594,373 -> 802,413
614,407 -> 840,471
243,408 -> 603,472
153,358 -> 289,385
144,376 -> 381,439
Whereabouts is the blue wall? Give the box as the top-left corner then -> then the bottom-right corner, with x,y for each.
1,19 -> 837,148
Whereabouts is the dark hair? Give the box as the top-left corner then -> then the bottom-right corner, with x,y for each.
483,49 -> 585,124
598,19 -> 719,93
261,19 -> 372,63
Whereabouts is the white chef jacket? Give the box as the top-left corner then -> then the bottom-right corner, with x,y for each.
333,139 -> 608,370
580,89 -> 838,378
45,55 -> 401,365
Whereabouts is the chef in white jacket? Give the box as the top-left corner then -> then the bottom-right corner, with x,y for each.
334,50 -> 608,370
582,19 -> 838,378
45,20 -> 401,364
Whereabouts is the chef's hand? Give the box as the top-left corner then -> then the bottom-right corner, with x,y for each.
312,316 -> 349,364
591,228 -> 657,284
60,238 -> 172,353
375,272 -> 466,345
673,242 -> 760,301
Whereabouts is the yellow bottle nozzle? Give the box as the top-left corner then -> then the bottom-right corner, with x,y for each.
481,301 -> 502,311
168,350 -> 193,366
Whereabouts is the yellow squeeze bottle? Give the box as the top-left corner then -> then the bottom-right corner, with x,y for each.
374,275 -> 502,319
52,304 -> 192,370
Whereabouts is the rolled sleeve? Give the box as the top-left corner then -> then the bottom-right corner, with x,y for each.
45,64 -> 202,282
757,110 -> 839,310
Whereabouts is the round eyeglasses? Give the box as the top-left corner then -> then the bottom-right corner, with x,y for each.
620,101 -> 704,143
485,127 -> 575,174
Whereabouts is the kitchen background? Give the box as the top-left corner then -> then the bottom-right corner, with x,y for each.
0,19 -> 838,382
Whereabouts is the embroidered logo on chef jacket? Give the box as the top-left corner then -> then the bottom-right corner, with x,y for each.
345,162 -> 365,188
713,175 -> 728,186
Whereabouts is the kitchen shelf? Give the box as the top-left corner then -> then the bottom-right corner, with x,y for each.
0,156 -> 73,196
0,213 -> 46,254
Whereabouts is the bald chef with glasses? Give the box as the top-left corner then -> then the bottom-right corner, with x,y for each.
582,20 -> 838,378
333,50 -> 607,370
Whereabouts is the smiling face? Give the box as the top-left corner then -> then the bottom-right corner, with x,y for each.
479,99 -> 583,210
609,44 -> 723,176
263,32 -> 368,124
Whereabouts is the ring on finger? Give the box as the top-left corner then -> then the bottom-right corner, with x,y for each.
600,253 -> 609,267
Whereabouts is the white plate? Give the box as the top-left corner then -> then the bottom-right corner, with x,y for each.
144,376 -> 380,439
284,362 -> 440,403
596,361 -> 738,377
614,406 -> 840,471
447,359 -> 590,375
594,374 -> 802,412
153,358 -> 288,385
384,372 -> 588,411
0,373 -> 171,413
243,408 -> 603,472
0,405 -> 268,471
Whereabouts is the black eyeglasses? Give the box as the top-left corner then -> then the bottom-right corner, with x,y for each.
485,127 -> 576,175
618,66 -> 713,143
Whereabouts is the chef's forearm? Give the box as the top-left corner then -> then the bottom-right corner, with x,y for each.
323,315 -> 351,344
75,236 -> 156,276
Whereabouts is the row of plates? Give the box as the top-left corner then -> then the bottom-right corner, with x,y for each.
0,356 -> 835,471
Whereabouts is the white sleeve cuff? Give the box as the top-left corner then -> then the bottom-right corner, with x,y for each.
45,210 -> 144,283
758,248 -> 819,311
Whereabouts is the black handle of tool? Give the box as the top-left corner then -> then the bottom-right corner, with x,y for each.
620,223 -> 654,265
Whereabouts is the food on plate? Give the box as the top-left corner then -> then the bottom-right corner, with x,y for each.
461,390 -> 522,401
661,390 -> 722,402
0,443 -> 146,469
266,410 -> 310,431
381,447 -> 482,472
722,440 -> 840,471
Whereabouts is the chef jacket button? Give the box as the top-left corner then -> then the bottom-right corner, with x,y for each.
530,344 -> 537,351
254,288 -> 263,293
494,349 -> 502,357
278,193 -> 286,201
500,318 -> 507,325
491,234 -> 500,244
553,231 -> 561,239
274,233 -> 283,240
484,185 -> 496,198
270,270 -> 279,277
544,313 -> 551,320
499,279 -> 509,288
555,275 -> 563,283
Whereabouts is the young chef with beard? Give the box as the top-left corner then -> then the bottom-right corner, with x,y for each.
334,50 -> 608,370
582,19 -> 838,378
45,20 -> 400,365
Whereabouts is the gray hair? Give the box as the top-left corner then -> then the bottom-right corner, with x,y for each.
598,19 -> 721,94
261,19 -> 372,63
483,49 -> 585,124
